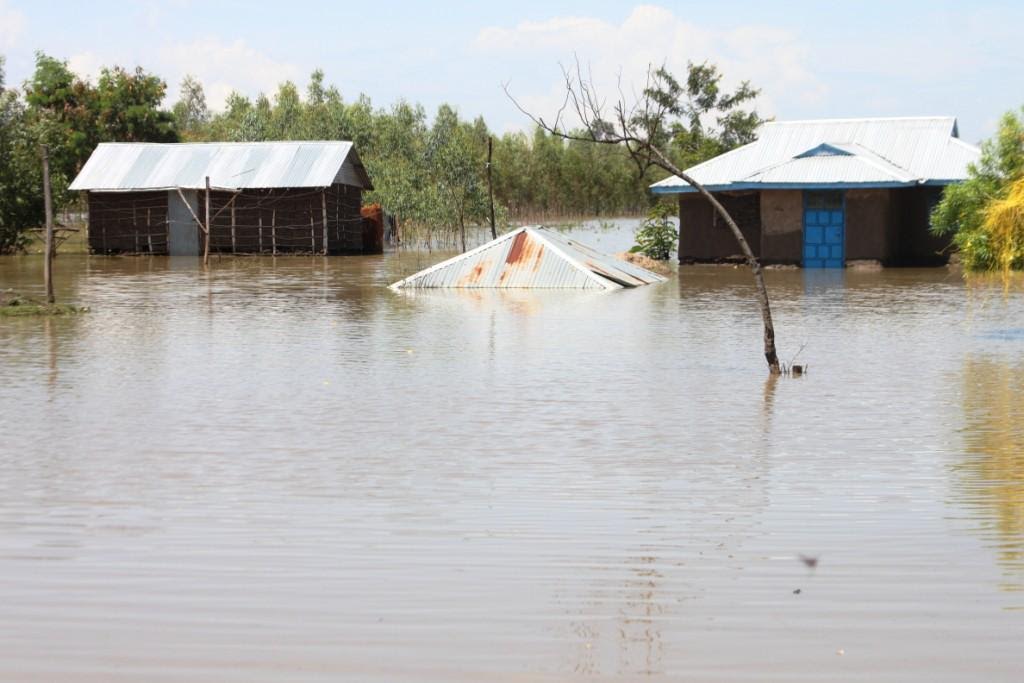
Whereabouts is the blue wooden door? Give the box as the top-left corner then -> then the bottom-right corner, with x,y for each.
803,191 -> 845,268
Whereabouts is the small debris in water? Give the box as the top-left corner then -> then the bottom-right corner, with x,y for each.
799,555 -> 819,569
836,648 -> 845,656
793,588 -> 802,595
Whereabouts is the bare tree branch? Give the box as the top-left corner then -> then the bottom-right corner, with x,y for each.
503,57 -> 782,375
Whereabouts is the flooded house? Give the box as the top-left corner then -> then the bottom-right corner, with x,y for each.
69,141 -> 377,255
390,226 -> 666,290
650,117 -> 981,267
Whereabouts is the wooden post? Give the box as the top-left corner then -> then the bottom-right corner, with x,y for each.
487,136 -> 497,240
41,145 -> 55,304
231,202 -> 237,253
133,202 -> 139,253
310,209 -> 316,253
271,208 -> 277,254
321,190 -> 329,255
204,176 -> 211,266
259,212 -> 264,253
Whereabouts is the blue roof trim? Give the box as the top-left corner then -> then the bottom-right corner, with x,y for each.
795,143 -> 853,158
652,181 -> 924,194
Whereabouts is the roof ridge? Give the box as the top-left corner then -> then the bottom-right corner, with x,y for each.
94,140 -> 354,146
765,116 -> 955,126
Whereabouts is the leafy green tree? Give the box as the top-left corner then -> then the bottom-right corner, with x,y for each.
932,108 -> 1024,270
22,52 -> 98,181
0,57 -> 46,252
426,104 -> 490,251
650,62 -> 764,169
94,66 -> 177,142
172,74 -> 209,138
364,100 -> 433,236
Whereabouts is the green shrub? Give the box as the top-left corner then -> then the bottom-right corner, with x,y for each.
630,203 -> 678,260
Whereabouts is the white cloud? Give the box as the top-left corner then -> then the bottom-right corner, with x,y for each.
0,0 -> 27,50
158,37 -> 301,110
67,52 -> 109,83
476,4 -> 826,127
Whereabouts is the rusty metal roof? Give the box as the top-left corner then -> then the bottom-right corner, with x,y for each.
69,141 -> 373,192
389,226 -> 667,290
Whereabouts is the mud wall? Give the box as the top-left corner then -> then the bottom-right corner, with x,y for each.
678,192 -> 761,263
758,190 -> 802,264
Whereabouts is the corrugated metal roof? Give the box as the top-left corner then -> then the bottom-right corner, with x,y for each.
69,141 -> 374,191
390,226 -> 667,290
651,116 -> 980,193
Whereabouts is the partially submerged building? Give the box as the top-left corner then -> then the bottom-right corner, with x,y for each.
390,226 -> 666,290
650,117 -> 980,267
69,141 -> 376,255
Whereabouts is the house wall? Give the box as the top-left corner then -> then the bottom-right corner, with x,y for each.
676,186 -> 953,266
87,184 -> 371,255
845,188 -> 893,262
678,192 -> 761,263
87,191 -> 168,254
759,190 -> 803,264
204,184 -> 366,255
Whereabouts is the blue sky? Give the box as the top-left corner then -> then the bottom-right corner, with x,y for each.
2,0 -> 1023,142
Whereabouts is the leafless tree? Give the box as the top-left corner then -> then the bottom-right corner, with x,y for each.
505,60 -> 781,375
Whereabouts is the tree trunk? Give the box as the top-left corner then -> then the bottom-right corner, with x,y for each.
649,140 -> 780,374
487,137 -> 497,240
41,145 -> 55,304
203,176 -> 211,267
675,168 -> 780,374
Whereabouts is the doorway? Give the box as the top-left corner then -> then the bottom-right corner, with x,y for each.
167,190 -> 200,256
803,190 -> 845,268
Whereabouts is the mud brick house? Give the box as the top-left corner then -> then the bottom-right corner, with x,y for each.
650,117 -> 980,267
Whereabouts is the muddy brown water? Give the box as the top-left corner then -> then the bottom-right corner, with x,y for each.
1,224 -> 1023,682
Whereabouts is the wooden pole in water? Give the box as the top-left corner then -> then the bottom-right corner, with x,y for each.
203,176 -> 211,267
321,190 -> 329,255
41,144 -> 55,304
487,137 -> 497,240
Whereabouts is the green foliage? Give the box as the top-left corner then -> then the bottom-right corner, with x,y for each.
630,203 -> 678,260
979,177 -> 1024,273
172,75 -> 209,138
94,66 -> 177,143
426,104 -> 490,246
932,108 -> 1024,270
1,52 -> 179,252
0,56 -> 762,252
0,57 -> 46,253
0,289 -> 85,316
662,62 -> 763,169
22,52 -> 98,184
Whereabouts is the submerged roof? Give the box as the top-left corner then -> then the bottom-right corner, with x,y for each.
651,116 -> 980,193
69,141 -> 373,192
389,226 -> 667,290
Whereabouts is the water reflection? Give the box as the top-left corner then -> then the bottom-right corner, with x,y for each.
956,356 -> 1024,591
3,224 -> 1024,680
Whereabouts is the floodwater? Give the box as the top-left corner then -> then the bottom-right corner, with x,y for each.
1,222 -> 1023,682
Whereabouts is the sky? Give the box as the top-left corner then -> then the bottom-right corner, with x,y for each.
1,0 -> 1023,143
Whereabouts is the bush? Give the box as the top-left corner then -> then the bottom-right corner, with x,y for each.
630,203 -> 678,260
932,108 -> 1024,270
